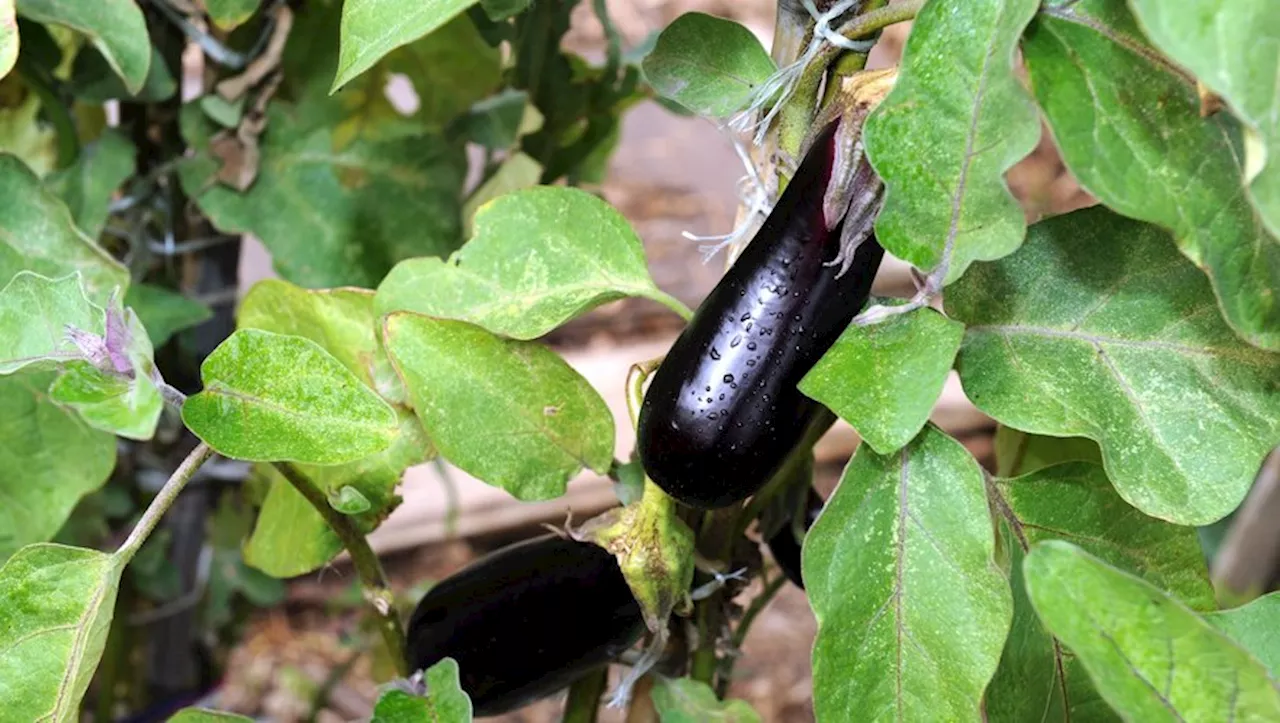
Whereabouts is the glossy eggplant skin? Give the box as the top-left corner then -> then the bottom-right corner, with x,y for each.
638,123 -> 885,509
406,535 -> 644,717
766,487 -> 824,589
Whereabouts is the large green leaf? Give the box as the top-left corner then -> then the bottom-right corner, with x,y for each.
123,283 -> 211,348
383,313 -> 614,500
1024,541 -> 1280,720
44,129 -> 135,238
800,305 -> 963,455
641,12 -> 776,117
372,659 -> 471,722
15,0 -> 149,93
0,372 -> 115,561
204,0 -> 260,30
179,102 -> 465,289
332,0 -> 475,92
1023,0 -> 1280,351
0,544 -> 123,722
0,271 -> 101,373
182,329 -> 400,464
863,0 -> 1040,284
1127,0 -> 1280,242
1206,592 -> 1280,677
649,677 -> 760,722
948,207 -> 1280,525
804,424 -> 1011,722
0,0 -> 15,80
377,186 -> 686,340
0,154 -> 128,303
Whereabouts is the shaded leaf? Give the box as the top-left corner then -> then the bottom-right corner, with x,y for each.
68,45 -> 174,103
641,12 -> 776,117
0,544 -> 123,721
800,305 -> 962,455
45,129 -> 135,238
863,0 -> 1040,283
804,424 -> 1011,721
460,152 -> 541,236
123,283 -> 212,347
383,313 -> 613,500
333,0 -> 474,91
377,186 -> 685,340
1024,541 -> 1280,720
650,677 -> 760,722
204,0 -> 261,31
1023,0 -> 1280,350
478,0 -> 527,22
0,372 -> 115,560
947,206 -> 1280,525
182,329 -> 399,464
0,271 -> 102,373
1206,592 -> 1280,677
455,88 -> 532,149
0,153 -> 128,303
373,659 -> 472,722
992,426 -> 1101,478
0,0 -> 15,80
16,0 -> 149,93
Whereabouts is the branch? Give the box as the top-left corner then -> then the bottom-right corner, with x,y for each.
116,442 -> 216,562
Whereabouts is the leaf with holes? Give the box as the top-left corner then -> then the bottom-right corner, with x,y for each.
800,305 -> 963,455
863,0 -> 1040,284
0,544 -> 124,722
332,0 -> 474,91
0,271 -> 102,374
1023,0 -> 1280,350
377,186 -> 686,340
44,130 -> 135,239
372,659 -> 471,723
0,0 -> 16,80
1206,592 -> 1280,677
804,424 -> 1011,721
15,0 -> 149,93
641,12 -> 776,117
1025,541 -> 1280,719
182,329 -> 399,464
383,313 -> 614,500
650,677 -> 761,723
947,206 -> 1280,525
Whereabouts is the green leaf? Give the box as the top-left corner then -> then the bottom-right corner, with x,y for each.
0,154 -> 128,304
68,45 -> 174,103
805,424 -> 1011,721
863,0 -> 1040,284
333,0 -> 474,92
329,485 -> 371,514
167,709 -> 254,722
199,94 -> 243,128
182,329 -> 399,464
1127,0 -> 1280,242
44,129 -> 135,238
993,426 -> 1102,477
0,373 -> 116,560
650,677 -> 760,722
16,0 -> 149,93
377,186 -> 686,340
799,305 -> 963,455
1023,0 -> 1280,351
0,0 -> 16,80
459,152 -> 541,236
1206,592 -> 1280,676
478,0 -> 527,22
204,0 -> 260,31
373,659 -> 472,722
948,206 -> 1280,525
0,544 -> 124,722
123,283 -> 212,347
0,78 -> 57,175
243,408 -> 431,577
641,12 -> 776,117
384,313 -> 614,500
179,103 -> 466,289
454,89 -> 534,149
0,271 -> 102,373
381,14 -> 501,129
1024,540 -> 1280,720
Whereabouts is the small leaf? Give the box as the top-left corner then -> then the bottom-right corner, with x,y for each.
454,89 -> 534,149
649,677 -> 761,723
383,313 -> 614,500
333,0 -> 474,91
0,0 -> 16,80
182,329 -> 399,464
864,0 -> 1040,283
1206,592 -> 1280,677
0,372 -> 116,561
16,0 -> 150,93
800,305 -> 963,455
805,424 -> 1011,721
329,485 -> 371,514
0,271 -> 102,374
641,12 -> 776,117
1023,0 -> 1280,350
199,94 -> 244,128
0,544 -> 124,722
45,129 -> 135,238
0,154 -> 129,304
948,206 -> 1280,525
377,186 -> 685,340
204,0 -> 261,31
124,283 -> 212,347
167,709 -> 254,722
1024,541 -> 1280,719
373,659 -> 472,723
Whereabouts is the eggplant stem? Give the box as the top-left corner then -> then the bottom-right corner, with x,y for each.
716,571 -> 790,698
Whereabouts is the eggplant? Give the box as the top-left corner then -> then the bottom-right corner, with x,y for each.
766,487 -> 824,589
637,120 -> 885,508
406,535 -> 644,716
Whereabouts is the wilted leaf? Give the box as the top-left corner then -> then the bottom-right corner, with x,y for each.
16,0 -> 150,93
1206,592 -> 1280,677
45,129 -> 135,238
123,283 -> 212,347
333,0 -> 474,92
650,677 -> 760,722
0,271 -> 102,373
372,659 -> 471,723
641,12 -> 776,117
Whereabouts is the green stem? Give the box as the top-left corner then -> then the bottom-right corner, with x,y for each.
820,0 -> 925,68
562,665 -> 608,723
116,443 -> 215,563
716,572 -> 788,698
273,462 -> 410,678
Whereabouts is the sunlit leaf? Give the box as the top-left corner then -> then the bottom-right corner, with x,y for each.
372,659 -> 472,723
650,677 -> 760,722
0,0 -> 16,80
641,12 -> 776,117
332,0 -> 474,92
0,271 -> 101,373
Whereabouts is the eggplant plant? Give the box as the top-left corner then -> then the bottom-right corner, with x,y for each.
0,0 -> 1278,722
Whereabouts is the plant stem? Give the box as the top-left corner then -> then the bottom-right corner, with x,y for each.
822,0 -> 924,68
272,461 -> 410,678
716,572 -> 788,698
562,665 -> 609,723
116,442 -> 215,563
